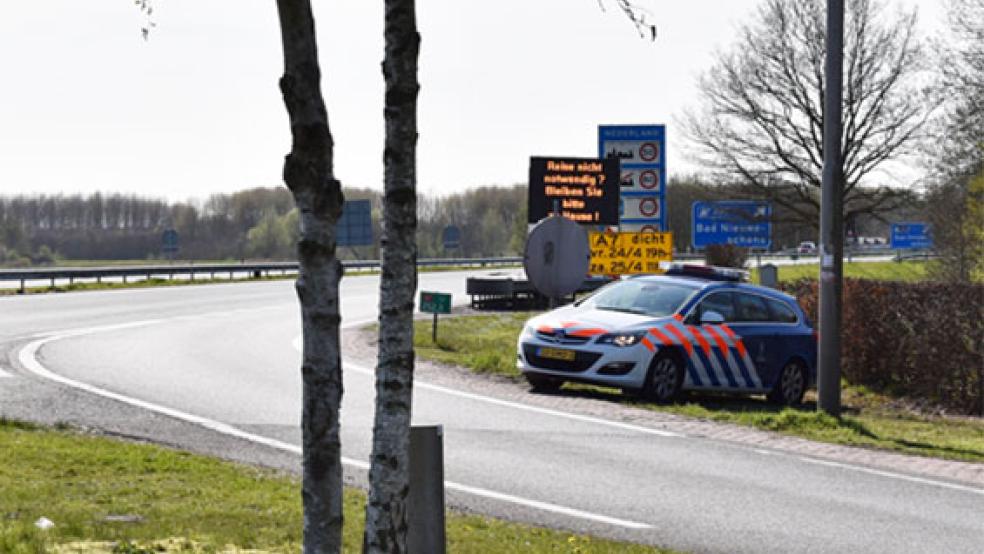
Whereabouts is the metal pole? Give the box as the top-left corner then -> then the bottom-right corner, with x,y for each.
407,425 -> 446,554
432,312 -> 438,343
818,0 -> 844,416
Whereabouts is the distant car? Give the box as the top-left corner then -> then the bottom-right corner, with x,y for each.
516,264 -> 817,404
797,241 -> 817,254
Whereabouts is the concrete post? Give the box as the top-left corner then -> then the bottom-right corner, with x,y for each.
408,425 -> 446,554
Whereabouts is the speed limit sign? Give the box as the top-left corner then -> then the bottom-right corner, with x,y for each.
639,142 -> 659,162
639,170 -> 659,190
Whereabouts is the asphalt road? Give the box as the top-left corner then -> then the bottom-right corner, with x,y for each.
2,271 -> 982,553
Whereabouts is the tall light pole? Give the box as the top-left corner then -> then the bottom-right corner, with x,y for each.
818,0 -> 844,416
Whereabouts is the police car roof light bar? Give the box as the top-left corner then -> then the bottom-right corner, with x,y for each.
662,262 -> 749,283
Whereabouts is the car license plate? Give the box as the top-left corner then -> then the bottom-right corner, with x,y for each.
537,347 -> 576,361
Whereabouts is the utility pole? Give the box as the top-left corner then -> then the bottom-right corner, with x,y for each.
818,0 -> 844,416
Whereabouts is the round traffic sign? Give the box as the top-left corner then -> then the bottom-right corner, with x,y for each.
638,197 -> 660,217
640,225 -> 658,233
639,170 -> 659,190
639,142 -> 659,162
523,216 -> 590,299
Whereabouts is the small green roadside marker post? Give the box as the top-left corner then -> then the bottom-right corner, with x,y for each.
419,291 -> 452,342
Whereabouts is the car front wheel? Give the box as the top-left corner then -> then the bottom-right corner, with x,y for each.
644,352 -> 684,403
769,360 -> 807,405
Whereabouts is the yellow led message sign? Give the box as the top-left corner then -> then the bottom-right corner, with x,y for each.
528,157 -> 620,225
588,231 -> 673,275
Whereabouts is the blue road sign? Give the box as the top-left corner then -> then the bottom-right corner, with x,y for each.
692,201 -> 772,249
599,124 -> 667,232
161,228 -> 180,255
442,225 -> 461,250
336,200 -> 373,247
890,222 -> 932,249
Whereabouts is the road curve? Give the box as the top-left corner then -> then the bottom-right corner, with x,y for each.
2,272 -> 982,553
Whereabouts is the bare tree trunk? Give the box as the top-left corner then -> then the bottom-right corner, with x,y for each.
275,2 -> 346,552
363,0 -> 420,551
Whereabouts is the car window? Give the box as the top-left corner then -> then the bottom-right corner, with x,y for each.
765,297 -> 799,323
584,280 -> 697,317
693,291 -> 735,322
735,293 -> 771,322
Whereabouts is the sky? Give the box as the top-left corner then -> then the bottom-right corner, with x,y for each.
0,0 -> 944,202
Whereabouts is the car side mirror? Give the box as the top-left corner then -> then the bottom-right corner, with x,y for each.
700,310 -> 725,324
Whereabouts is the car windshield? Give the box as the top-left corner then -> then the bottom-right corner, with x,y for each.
580,280 -> 698,317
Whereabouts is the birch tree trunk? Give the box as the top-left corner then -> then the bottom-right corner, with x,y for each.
275,1 -> 346,552
363,0 -> 420,551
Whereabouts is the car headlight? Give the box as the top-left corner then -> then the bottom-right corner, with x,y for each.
596,331 -> 647,347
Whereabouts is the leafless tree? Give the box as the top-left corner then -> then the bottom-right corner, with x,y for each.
930,0 -> 983,176
125,4 -> 664,554
598,0 -> 658,40
684,0 -> 928,229
275,1 -> 347,551
925,0 -> 983,282
363,0 -> 420,551
362,2 -> 656,550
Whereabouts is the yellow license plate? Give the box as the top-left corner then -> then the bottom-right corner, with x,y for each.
538,347 -> 576,361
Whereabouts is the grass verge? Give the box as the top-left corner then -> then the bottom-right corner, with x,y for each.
748,260 -> 928,283
413,312 -> 984,464
0,419 -> 667,553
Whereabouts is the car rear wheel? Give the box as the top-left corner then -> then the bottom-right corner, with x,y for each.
644,352 -> 684,403
525,373 -> 563,393
769,360 -> 807,405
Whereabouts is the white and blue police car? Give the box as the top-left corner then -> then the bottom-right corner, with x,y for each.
516,264 -> 817,404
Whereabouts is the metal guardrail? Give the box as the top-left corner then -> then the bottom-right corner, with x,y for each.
0,257 -> 523,293
0,250 -> 898,293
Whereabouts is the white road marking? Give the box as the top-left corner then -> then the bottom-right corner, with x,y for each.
795,456 -> 984,497
445,482 -> 651,529
18,321 -> 653,531
348,361 -> 681,439
290,335 -> 682,439
0,365 -> 14,378
18,309 -> 984,527
29,318 -> 166,340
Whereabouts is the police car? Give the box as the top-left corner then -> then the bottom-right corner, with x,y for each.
516,264 -> 817,404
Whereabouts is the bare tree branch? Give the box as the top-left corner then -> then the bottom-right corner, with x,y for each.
683,0 -> 927,227
598,0 -> 658,40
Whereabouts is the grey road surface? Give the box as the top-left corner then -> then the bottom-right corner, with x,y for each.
1,272 -> 982,553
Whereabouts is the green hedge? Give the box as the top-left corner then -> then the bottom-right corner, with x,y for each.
785,278 -> 984,415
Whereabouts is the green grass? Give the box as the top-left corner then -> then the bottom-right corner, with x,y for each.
0,419 -> 668,553
416,312 -> 535,379
749,260 -> 929,283
412,312 -> 984,464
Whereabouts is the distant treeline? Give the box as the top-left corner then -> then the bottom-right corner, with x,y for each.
0,186 -> 529,265
0,180 -> 913,266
